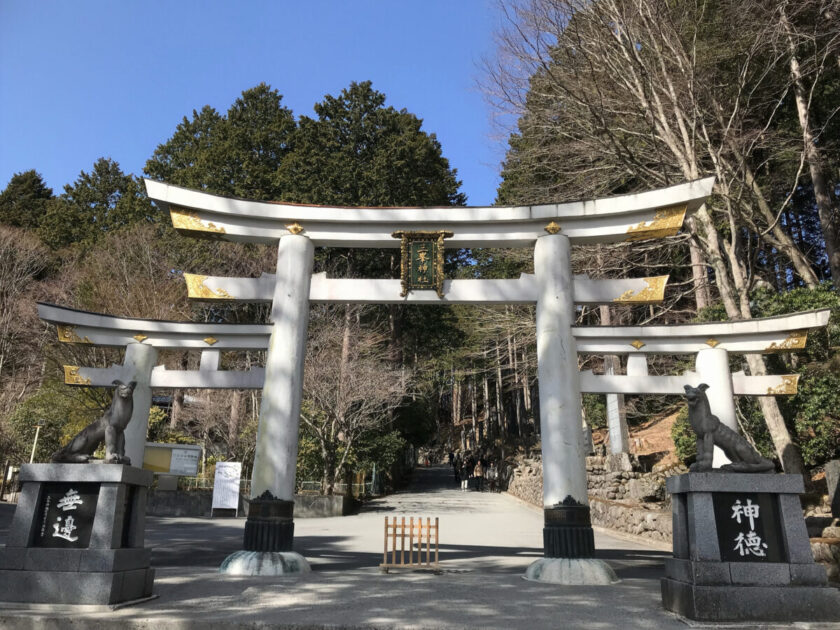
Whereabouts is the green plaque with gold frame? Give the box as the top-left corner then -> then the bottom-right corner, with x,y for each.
392,230 -> 453,298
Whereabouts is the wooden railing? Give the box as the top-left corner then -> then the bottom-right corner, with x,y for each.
380,516 -> 439,572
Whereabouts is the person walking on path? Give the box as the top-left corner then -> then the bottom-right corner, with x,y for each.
486,461 -> 498,492
464,453 -> 475,490
460,453 -> 471,491
474,459 -> 484,492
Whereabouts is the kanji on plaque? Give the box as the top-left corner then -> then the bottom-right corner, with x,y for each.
733,530 -> 768,557
392,230 -> 452,298
410,241 -> 436,288
56,488 -> 84,512
712,492 -> 785,563
33,482 -> 99,549
52,514 -> 79,542
730,498 -> 760,530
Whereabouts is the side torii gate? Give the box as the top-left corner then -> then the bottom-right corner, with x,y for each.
37,175 -> 825,583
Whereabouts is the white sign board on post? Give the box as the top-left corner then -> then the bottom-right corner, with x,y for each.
212,462 -> 242,514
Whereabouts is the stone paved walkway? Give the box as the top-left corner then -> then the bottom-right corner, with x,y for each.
0,466 -> 835,628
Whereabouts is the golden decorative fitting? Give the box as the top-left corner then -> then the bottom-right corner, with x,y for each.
625,204 -> 687,242
764,330 -> 808,353
64,365 -> 91,386
56,325 -> 92,344
544,221 -> 561,235
630,339 -> 646,350
170,206 -> 226,237
285,222 -> 304,235
183,273 -> 234,300
133,334 -> 148,343
203,336 -> 219,346
766,374 -> 799,396
612,276 -> 669,304
705,338 -> 720,348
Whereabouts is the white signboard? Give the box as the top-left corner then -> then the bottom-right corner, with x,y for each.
212,462 -> 242,511
169,448 -> 201,476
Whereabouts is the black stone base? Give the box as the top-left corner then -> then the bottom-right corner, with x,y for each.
243,498 -> 296,552
0,567 -> 154,605
0,464 -> 155,606
662,472 -> 840,622
543,525 -> 595,558
661,577 -> 840,622
243,517 -> 294,552
543,505 -> 594,558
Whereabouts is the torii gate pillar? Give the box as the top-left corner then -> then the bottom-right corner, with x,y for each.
525,233 -> 617,584
122,343 -> 158,468
221,233 -> 314,576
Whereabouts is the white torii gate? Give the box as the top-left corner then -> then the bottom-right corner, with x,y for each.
150,175 -> 709,582
43,175 -> 810,583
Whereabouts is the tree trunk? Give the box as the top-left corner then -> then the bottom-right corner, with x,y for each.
687,227 -> 711,310
495,344 -> 505,437
744,354 -> 805,474
782,4 -> 840,286
521,349 -> 532,412
169,353 -> 189,429
483,374 -> 491,440
470,374 -> 478,440
322,445 -> 336,495
508,331 -> 523,435
452,368 -> 462,435
228,389 -> 242,454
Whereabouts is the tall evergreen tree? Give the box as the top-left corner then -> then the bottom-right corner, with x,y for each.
277,81 -> 465,208
37,158 -> 157,249
145,83 -> 295,200
0,170 -> 53,229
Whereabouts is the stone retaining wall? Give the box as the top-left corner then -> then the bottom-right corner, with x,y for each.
503,454 -> 675,543
588,497 -> 672,543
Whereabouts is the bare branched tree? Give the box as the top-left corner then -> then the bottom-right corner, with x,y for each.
0,227 -> 50,415
485,0 -> 840,472
302,306 -> 411,494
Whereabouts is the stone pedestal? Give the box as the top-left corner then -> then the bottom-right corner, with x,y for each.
0,464 -> 154,605
662,472 -> 840,622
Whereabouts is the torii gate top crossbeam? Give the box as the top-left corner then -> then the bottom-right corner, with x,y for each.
574,309 -> 830,354
37,303 -> 270,350
40,302 -> 829,356
144,177 -> 715,248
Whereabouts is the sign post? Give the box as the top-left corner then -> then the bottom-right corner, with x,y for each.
212,462 -> 242,517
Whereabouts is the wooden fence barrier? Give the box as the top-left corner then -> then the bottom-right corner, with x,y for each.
380,516 -> 439,572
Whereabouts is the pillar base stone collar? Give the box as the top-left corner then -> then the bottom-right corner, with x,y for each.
524,558 -> 618,585
219,550 -> 311,576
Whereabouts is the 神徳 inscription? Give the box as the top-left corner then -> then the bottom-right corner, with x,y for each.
712,492 -> 785,562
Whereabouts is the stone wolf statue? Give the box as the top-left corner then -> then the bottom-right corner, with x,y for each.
684,383 -> 775,473
51,380 -> 137,465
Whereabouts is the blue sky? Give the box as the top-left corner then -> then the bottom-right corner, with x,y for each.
0,1 -> 508,206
